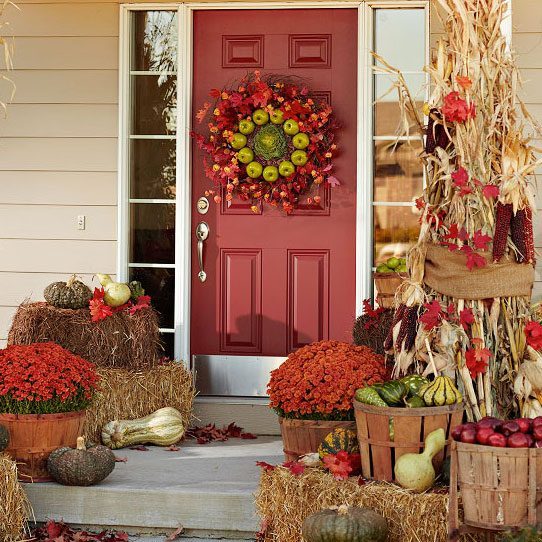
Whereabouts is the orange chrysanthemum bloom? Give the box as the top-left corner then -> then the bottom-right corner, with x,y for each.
268,340 -> 390,421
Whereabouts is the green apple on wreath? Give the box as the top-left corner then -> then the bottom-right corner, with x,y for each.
192,71 -> 339,214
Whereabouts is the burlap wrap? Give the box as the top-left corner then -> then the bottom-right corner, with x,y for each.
423,244 -> 535,300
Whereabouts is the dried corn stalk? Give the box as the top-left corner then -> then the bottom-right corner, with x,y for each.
0,0 -> 17,116
378,0 -> 540,420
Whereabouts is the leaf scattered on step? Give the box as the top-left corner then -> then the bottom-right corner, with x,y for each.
129,445 -> 149,451
187,421 -> 258,444
165,524 -> 184,541
32,520 -> 129,542
165,445 -> 181,452
114,455 -> 128,463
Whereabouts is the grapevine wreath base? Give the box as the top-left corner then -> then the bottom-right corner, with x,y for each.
256,467 -> 482,542
192,72 -> 339,214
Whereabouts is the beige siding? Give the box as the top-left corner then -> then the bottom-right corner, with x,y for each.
0,1 -> 118,341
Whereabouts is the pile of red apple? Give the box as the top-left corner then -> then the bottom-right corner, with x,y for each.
452,417 -> 542,448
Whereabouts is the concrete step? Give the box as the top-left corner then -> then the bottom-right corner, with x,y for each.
24,437 -> 283,539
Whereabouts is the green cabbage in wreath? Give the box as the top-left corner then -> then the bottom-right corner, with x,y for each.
253,123 -> 287,161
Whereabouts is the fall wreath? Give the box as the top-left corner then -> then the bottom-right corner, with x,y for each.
192,71 -> 339,214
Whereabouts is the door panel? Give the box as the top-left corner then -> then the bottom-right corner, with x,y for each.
191,9 -> 358,392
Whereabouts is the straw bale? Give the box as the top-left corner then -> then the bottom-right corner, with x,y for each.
84,364 -> 196,442
256,467 -> 483,542
7,302 -> 162,369
0,454 -> 30,542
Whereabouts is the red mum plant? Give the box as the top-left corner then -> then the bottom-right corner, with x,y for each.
0,342 -> 99,414
268,340 -> 390,420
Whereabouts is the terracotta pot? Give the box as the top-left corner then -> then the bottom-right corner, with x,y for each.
278,417 -> 356,461
0,410 -> 86,482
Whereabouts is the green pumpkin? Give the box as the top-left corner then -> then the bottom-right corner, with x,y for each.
302,505 -> 388,542
0,424 -> 9,452
318,428 -> 359,459
376,380 -> 407,406
404,395 -> 426,408
401,375 -> 429,396
47,437 -> 115,486
355,387 -> 387,407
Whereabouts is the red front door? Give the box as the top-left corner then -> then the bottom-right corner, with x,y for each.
191,9 -> 358,395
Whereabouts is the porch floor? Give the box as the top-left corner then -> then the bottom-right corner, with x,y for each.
23,437 -> 284,539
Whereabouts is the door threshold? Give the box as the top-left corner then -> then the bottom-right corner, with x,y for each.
195,396 -> 270,406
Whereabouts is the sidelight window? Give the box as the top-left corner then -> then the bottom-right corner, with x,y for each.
121,9 -> 179,358
370,6 -> 428,267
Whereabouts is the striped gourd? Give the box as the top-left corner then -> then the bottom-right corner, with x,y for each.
318,428 -> 360,459
420,376 -> 462,407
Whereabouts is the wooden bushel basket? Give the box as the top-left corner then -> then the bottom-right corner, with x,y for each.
353,399 -> 464,481
279,417 -> 356,462
448,441 -> 542,539
373,272 -> 408,308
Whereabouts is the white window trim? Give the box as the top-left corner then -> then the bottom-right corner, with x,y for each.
118,0 -> 430,365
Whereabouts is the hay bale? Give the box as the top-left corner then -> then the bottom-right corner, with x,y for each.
0,454 -> 30,542
256,468 -> 482,542
84,364 -> 196,442
7,302 -> 162,369
352,309 -> 394,355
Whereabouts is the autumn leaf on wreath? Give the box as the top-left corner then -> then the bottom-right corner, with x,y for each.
283,460 -> 305,476
482,184 -> 500,199
209,88 -> 221,98
420,300 -> 445,331
473,230 -> 492,251
196,102 -> 210,123
459,308 -> 475,330
327,176 -> 341,188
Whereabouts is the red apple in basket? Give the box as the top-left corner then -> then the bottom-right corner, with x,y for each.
535,441 -> 542,448
460,428 -> 477,444
508,432 -> 531,448
500,421 -> 520,437
476,428 -> 495,445
532,425 -> 542,441
516,418 -> 532,434
487,433 -> 507,447
477,417 -> 502,431
533,416 -> 542,428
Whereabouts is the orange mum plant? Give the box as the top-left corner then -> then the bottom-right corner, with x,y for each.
268,340 -> 390,421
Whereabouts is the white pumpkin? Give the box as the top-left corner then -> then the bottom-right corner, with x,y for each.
96,273 -> 131,307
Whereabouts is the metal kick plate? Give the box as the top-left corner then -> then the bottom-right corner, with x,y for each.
192,355 -> 285,397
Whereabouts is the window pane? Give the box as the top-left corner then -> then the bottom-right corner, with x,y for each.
132,11 -> 178,72
374,9 -> 425,72
130,203 -> 175,264
374,205 -> 421,265
130,139 -> 176,199
130,267 -> 175,329
131,75 -> 177,135
159,333 -> 175,360
374,140 -> 423,203
374,73 -> 426,136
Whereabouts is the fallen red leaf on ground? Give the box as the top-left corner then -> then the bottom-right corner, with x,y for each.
32,520 -> 128,542
187,422 -> 258,444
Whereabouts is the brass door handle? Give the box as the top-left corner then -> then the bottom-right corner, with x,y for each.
195,222 -> 209,282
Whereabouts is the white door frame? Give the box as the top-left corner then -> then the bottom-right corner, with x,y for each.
118,0 -> 430,365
